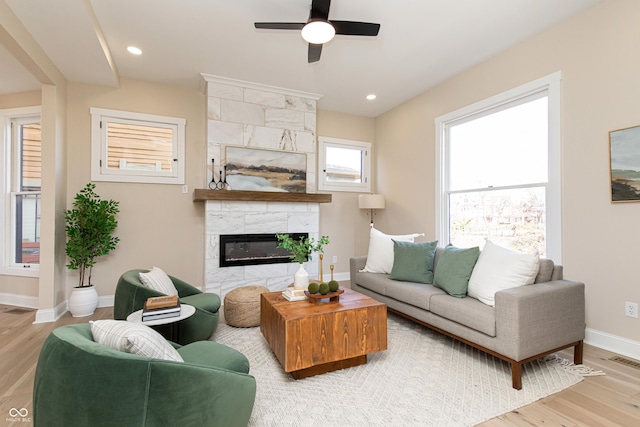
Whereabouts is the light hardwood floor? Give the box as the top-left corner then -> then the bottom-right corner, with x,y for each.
1,303 -> 639,426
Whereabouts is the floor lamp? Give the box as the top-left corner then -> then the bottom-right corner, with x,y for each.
358,194 -> 385,227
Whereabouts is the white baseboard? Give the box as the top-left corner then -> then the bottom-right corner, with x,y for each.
34,300 -> 68,324
33,294 -> 115,323
98,294 -> 114,307
585,327 -> 640,361
0,292 -> 38,309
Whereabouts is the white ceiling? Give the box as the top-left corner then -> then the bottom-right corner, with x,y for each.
1,0 -> 601,117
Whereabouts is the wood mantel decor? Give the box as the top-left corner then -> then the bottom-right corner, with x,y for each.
193,189 -> 332,203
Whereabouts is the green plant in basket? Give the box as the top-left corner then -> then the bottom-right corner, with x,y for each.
308,282 -> 320,294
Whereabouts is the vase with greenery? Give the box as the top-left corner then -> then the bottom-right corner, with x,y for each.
276,233 -> 329,289
65,183 -> 120,316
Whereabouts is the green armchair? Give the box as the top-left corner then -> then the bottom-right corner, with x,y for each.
33,324 -> 256,427
114,269 -> 220,345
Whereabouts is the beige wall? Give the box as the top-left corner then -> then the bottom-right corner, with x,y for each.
317,110 -> 376,276
66,79 -> 206,297
375,0 -> 640,343
0,90 -> 40,109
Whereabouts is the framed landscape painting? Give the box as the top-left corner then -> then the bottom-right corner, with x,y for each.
610,124 -> 640,202
225,146 -> 307,193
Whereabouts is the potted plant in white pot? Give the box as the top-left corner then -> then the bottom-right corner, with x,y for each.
276,233 -> 330,289
65,183 -> 120,317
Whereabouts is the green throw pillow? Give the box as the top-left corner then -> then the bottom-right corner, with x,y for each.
433,244 -> 480,298
389,240 -> 438,284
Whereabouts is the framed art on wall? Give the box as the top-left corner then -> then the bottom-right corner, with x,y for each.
610,124 -> 640,202
225,146 -> 307,193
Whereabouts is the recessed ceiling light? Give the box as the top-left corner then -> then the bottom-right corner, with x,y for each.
127,46 -> 142,55
366,94 -> 377,100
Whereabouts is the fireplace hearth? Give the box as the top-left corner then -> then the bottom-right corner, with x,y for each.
220,233 -> 308,267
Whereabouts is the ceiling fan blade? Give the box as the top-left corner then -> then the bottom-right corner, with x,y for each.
254,22 -> 305,30
310,0 -> 331,20
308,43 -> 323,63
331,21 -> 380,36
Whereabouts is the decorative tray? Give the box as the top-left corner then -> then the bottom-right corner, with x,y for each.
304,289 -> 344,303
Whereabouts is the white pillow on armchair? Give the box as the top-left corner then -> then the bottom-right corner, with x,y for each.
138,266 -> 179,296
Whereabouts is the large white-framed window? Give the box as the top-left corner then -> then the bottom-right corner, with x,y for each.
90,107 -> 186,184
318,136 -> 371,192
1,106 -> 41,277
435,72 -> 562,262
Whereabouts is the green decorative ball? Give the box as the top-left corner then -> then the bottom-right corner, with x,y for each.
319,283 -> 330,295
328,280 -> 340,292
308,282 -> 320,294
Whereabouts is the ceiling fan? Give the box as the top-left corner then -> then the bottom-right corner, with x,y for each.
254,0 -> 380,63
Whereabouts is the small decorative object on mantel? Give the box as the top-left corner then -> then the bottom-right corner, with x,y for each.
276,233 -> 330,291
208,158 -> 228,190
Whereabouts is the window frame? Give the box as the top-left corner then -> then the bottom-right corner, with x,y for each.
435,72 -> 562,262
90,107 -> 186,184
1,106 -> 41,277
318,136 -> 371,193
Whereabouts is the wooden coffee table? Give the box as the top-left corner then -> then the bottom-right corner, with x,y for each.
260,288 -> 387,379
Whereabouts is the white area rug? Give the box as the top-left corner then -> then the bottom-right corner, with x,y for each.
214,313 -> 589,427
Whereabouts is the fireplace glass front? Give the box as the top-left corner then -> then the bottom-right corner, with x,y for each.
219,233 -> 308,267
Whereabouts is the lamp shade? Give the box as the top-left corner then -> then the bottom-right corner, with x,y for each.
358,194 -> 385,210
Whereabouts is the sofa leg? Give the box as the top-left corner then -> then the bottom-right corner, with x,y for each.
511,362 -> 522,390
574,340 -> 584,365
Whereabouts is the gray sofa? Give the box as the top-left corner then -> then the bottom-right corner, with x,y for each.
350,248 -> 585,390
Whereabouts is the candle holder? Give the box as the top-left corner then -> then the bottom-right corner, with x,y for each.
208,159 -> 227,190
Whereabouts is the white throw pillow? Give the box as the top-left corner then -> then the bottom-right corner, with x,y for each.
90,320 -> 183,362
467,240 -> 540,307
361,227 -> 423,274
139,266 -> 178,296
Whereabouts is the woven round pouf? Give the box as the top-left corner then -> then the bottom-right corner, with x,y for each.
224,285 -> 269,327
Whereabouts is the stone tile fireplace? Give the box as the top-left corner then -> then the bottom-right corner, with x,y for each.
200,75 -> 325,300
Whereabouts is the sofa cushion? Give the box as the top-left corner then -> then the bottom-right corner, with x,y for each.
389,240 -> 438,284
535,258 -> 555,283
430,295 -> 496,337
90,320 -> 183,362
361,227 -> 423,274
355,271 -> 393,295
433,245 -> 480,298
467,240 -> 539,306
385,281 -> 446,311
139,267 -> 178,296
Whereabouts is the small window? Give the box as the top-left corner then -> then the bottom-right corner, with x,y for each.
318,136 -> 371,192
1,106 -> 41,276
90,108 -> 185,184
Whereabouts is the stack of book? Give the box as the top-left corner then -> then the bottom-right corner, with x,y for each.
282,286 -> 308,301
142,295 -> 181,322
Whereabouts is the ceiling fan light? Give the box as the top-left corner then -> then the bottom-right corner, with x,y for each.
301,20 -> 335,44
